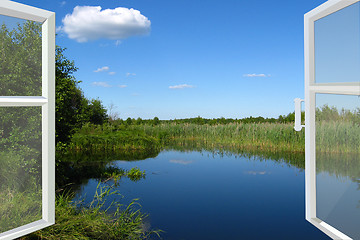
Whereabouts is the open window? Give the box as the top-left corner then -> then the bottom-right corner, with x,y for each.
0,1 -> 55,239
296,1 -> 360,239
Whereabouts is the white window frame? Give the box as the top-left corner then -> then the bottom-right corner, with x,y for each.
0,1 -> 55,239
304,0 -> 360,239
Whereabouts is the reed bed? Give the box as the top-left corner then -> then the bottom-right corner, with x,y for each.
130,122 -> 305,153
67,123 -> 160,152
316,121 -> 360,153
20,183 -> 160,240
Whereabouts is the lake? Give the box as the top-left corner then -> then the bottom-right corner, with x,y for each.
74,150 -> 332,240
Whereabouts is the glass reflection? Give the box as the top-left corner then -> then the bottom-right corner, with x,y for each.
0,15 -> 42,96
316,94 -> 360,239
0,107 -> 42,233
314,2 -> 360,83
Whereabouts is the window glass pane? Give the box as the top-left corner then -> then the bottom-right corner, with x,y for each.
314,2 -> 360,83
0,107 -> 42,233
0,15 -> 42,96
316,94 -> 360,239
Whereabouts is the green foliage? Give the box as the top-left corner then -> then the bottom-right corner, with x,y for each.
68,123 -> 160,152
55,47 -> 108,144
126,167 -> 146,182
0,187 -> 41,233
130,122 -> 305,153
0,21 -> 108,145
0,150 -> 41,233
21,183 -> 161,240
152,117 -> 160,126
112,112 -> 304,126
0,21 -> 42,96
315,105 -> 360,153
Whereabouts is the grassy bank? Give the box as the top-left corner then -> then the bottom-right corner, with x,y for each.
131,122 -> 305,153
67,122 -> 305,155
20,181 -> 159,240
68,119 -> 360,155
67,123 -> 160,152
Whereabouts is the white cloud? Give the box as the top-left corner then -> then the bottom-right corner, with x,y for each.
61,6 -> 151,42
60,1 -> 66,7
115,40 -> 121,46
94,66 -> 109,72
92,81 -> 112,87
169,84 -> 195,89
126,72 -> 136,77
118,85 -> 127,88
109,72 -> 116,75
245,171 -> 268,175
169,160 -> 193,165
243,73 -> 269,77
56,26 -> 63,33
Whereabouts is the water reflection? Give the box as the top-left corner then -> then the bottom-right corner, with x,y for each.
245,171 -> 268,175
169,159 -> 193,165
72,149 -> 329,240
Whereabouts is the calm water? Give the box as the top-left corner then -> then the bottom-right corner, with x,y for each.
75,150 -> 331,240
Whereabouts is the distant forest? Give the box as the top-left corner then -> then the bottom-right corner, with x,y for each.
111,111 -> 304,126
112,104 -> 360,126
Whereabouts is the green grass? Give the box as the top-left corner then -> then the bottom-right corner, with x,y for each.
316,121 -> 360,153
0,150 -> 42,233
0,188 -> 41,233
67,123 -> 160,152
20,182 -> 160,240
69,119 -> 360,156
130,122 -> 305,153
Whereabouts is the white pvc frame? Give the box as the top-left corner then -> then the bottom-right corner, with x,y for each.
304,0 -> 360,239
0,1 -> 55,239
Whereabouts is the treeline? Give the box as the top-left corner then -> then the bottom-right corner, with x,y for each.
110,112 -> 304,126
111,104 -> 360,127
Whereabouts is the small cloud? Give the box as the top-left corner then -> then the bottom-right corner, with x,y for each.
115,40 -> 121,46
60,1 -> 66,7
92,81 -> 112,87
126,72 -> 136,77
245,171 -> 268,175
109,72 -> 116,75
94,66 -> 109,72
131,93 -> 140,96
56,26 -> 63,33
61,6 -> 151,42
118,85 -> 127,88
169,160 -> 193,165
169,84 -> 195,89
243,73 -> 269,77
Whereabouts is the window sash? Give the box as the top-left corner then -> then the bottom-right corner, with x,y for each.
0,1 -> 55,239
305,0 -> 359,239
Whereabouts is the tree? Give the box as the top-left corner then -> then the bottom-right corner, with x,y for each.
0,20 -> 108,145
153,117 -> 160,125
107,102 -> 120,122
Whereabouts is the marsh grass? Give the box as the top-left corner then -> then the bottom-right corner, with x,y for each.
131,122 -> 305,153
20,182 -> 161,240
316,121 -> 360,153
68,123 -> 160,152
0,188 -> 42,233
0,150 -> 42,233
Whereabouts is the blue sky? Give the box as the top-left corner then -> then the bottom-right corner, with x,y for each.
14,0 -> 327,119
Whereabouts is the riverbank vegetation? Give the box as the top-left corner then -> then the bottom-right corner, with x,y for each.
20,183 -> 159,240
68,103 -> 360,156
2,20 -> 360,239
0,21 -> 157,239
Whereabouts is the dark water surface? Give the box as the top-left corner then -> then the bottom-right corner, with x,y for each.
75,150 -> 330,240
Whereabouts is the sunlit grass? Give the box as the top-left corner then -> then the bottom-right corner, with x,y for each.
20,182 -> 161,240
0,188 -> 41,233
